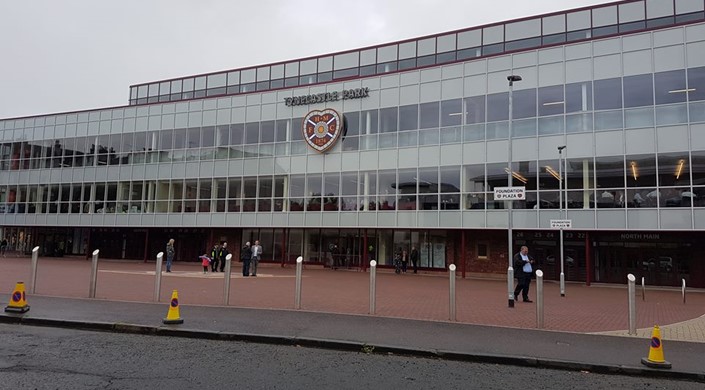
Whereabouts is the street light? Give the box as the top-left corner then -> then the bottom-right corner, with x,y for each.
507,75 -> 522,308
558,145 -> 566,297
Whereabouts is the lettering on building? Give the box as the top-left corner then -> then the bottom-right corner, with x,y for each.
284,87 -> 369,106
619,233 -> 660,240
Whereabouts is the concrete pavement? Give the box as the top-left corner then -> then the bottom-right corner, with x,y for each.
1,256 -> 704,381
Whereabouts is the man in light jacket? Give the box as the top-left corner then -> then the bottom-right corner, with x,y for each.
250,240 -> 262,276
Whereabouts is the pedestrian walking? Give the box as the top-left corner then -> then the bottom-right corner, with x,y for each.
210,243 -> 221,272
219,242 -> 229,272
165,239 -> 175,273
241,242 -> 252,277
410,245 -> 419,273
513,246 -> 535,303
250,240 -> 262,276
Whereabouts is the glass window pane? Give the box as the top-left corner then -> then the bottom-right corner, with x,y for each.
229,123 -> 244,145
260,120 -> 275,143
187,127 -> 200,148
419,102 -> 439,129
201,126 -> 215,147
437,34 -> 456,53
379,107 -> 398,133
592,5 -> 618,27
595,156 -> 624,189
658,153 -> 689,187
398,41 -> 416,59
623,74 -> 654,108
399,105 -> 418,131
655,70 -> 687,104
487,93 -> 509,122
538,86 -> 565,116
567,10 -> 591,31
173,128 -> 187,149
687,66 -> 705,102
594,78 -> 623,110
417,37 -> 436,56
245,123 -> 259,144
377,45 -> 398,62
457,29 -> 481,49
543,14 -> 566,34
566,81 -> 593,112
513,89 -> 537,119
465,96 -> 486,124
441,99 -> 462,127
627,154 -> 657,187
362,110 -> 379,134
275,120 -> 288,142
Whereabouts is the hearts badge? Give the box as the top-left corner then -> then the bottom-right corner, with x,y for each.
302,109 -> 343,153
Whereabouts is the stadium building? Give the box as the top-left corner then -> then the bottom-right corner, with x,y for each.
2,0 -> 705,287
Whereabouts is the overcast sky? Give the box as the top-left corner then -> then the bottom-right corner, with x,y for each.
0,0 -> 614,120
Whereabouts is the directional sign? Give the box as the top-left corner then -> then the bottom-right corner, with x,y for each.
550,219 -> 572,229
493,186 -> 525,200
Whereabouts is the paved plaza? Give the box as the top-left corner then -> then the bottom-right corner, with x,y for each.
1,255 -> 703,340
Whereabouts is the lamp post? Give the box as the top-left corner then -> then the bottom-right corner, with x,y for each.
558,145 -> 566,297
507,74 -> 522,308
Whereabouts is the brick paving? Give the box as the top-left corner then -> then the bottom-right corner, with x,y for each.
2,255 -> 704,340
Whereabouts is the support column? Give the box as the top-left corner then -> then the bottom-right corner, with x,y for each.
461,229 -> 466,279
143,229 -> 150,262
585,231 -> 591,286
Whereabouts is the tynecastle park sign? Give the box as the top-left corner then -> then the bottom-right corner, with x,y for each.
284,87 -> 370,107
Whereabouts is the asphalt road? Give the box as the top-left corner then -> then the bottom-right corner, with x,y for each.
0,324 -> 701,390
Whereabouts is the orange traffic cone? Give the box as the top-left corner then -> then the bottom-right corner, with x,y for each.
641,325 -> 671,369
163,290 -> 183,324
5,282 -> 30,313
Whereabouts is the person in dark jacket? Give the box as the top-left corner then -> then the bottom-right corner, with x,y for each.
513,246 -> 535,303
219,242 -> 230,272
241,242 -> 252,277
165,239 -> 175,273
410,245 -> 419,273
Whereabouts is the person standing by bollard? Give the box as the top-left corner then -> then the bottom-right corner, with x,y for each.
251,240 -> 262,276
219,242 -> 229,272
513,245 -> 535,303
241,242 -> 252,276
165,238 -> 175,273
210,243 -> 221,272
410,245 -> 419,274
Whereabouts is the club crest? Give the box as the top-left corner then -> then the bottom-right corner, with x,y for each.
302,109 -> 343,153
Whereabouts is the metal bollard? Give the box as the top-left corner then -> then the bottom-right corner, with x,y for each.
536,270 -> 544,329
223,254 -> 233,305
29,246 -> 39,294
154,252 -> 163,302
295,256 -> 303,309
682,278 -> 686,304
449,264 -> 457,321
369,260 -> 377,315
641,276 -> 645,301
507,266 -> 515,308
628,273 -> 636,335
89,249 -> 100,298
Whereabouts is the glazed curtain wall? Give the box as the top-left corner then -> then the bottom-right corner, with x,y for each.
3,66 -> 705,172
5,152 -> 705,215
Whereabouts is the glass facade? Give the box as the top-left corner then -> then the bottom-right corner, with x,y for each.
2,1 -> 705,287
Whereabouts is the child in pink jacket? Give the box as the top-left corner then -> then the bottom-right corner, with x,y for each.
199,253 -> 211,273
